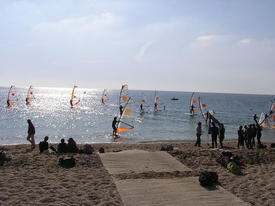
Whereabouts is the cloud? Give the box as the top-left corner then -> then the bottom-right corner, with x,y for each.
239,39 -> 252,44
135,41 -> 153,62
197,35 -> 217,41
33,12 -> 120,37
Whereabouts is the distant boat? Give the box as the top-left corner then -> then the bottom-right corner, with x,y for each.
171,97 -> 179,100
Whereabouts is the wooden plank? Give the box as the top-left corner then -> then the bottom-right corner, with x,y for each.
115,178 -> 250,206
99,150 -> 192,174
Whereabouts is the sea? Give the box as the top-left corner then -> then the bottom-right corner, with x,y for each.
0,86 -> 274,145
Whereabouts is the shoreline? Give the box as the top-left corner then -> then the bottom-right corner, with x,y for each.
1,138 -> 274,146
0,141 -> 274,205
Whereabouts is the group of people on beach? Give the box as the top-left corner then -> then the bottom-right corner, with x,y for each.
237,116 -> 262,149
194,113 -> 265,150
27,119 -> 80,153
39,136 -> 79,154
195,122 -> 225,148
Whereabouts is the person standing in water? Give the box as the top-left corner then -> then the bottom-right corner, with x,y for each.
112,117 -> 118,136
190,104 -> 194,115
119,105 -> 123,116
195,122 -> 202,147
27,119 -> 35,149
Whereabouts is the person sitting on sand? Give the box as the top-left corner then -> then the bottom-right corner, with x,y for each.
67,138 -> 79,153
58,138 -> 67,153
39,136 -> 49,153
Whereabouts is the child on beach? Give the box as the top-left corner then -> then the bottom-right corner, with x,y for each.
27,119 -> 35,150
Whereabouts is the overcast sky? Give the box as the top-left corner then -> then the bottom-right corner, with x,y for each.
0,0 -> 274,94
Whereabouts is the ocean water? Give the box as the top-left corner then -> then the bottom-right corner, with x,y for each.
0,86 -> 274,145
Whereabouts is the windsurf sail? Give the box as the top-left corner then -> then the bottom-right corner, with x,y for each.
190,92 -> 199,115
119,84 -> 129,107
259,99 -> 275,129
70,85 -> 80,107
26,85 -> 35,104
154,91 -> 165,112
198,96 -> 215,123
101,89 -> 108,104
116,97 -> 134,134
7,85 -> 16,106
198,96 -> 208,122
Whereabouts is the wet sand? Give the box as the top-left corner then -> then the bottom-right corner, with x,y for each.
0,141 -> 274,205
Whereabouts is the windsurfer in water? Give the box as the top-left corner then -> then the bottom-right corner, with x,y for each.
26,97 -> 30,105
112,117 -> 118,136
154,102 -> 158,111
7,100 -> 10,107
70,99 -> 73,108
140,103 -> 143,113
190,104 -> 194,115
119,105 -> 123,116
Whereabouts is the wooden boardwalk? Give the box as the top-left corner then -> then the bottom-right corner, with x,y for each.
99,150 -> 250,206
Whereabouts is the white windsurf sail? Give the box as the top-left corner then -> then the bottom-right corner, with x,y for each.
7,85 -> 16,106
70,85 -> 80,107
190,92 -> 199,115
101,89 -> 108,104
198,96 -> 208,122
26,85 -> 35,104
119,84 -> 129,107
259,99 -> 275,129
116,97 -> 134,134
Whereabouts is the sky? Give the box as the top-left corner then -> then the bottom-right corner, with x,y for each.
0,0 -> 275,94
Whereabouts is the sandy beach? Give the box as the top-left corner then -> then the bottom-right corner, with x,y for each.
0,141 -> 274,206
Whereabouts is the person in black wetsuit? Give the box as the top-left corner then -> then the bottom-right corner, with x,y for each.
112,117 -> 118,136
237,126 -> 244,149
211,124 -> 218,148
190,104 -> 194,115
195,122 -> 202,147
218,124 -> 225,148
119,105 -> 123,115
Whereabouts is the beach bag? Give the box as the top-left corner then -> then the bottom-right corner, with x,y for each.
83,144 -> 94,154
160,145 -> 173,151
99,147 -> 105,153
257,144 -> 267,149
0,151 -> 6,166
227,161 -> 241,175
222,151 -> 232,158
59,157 -> 76,168
199,171 -> 218,187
